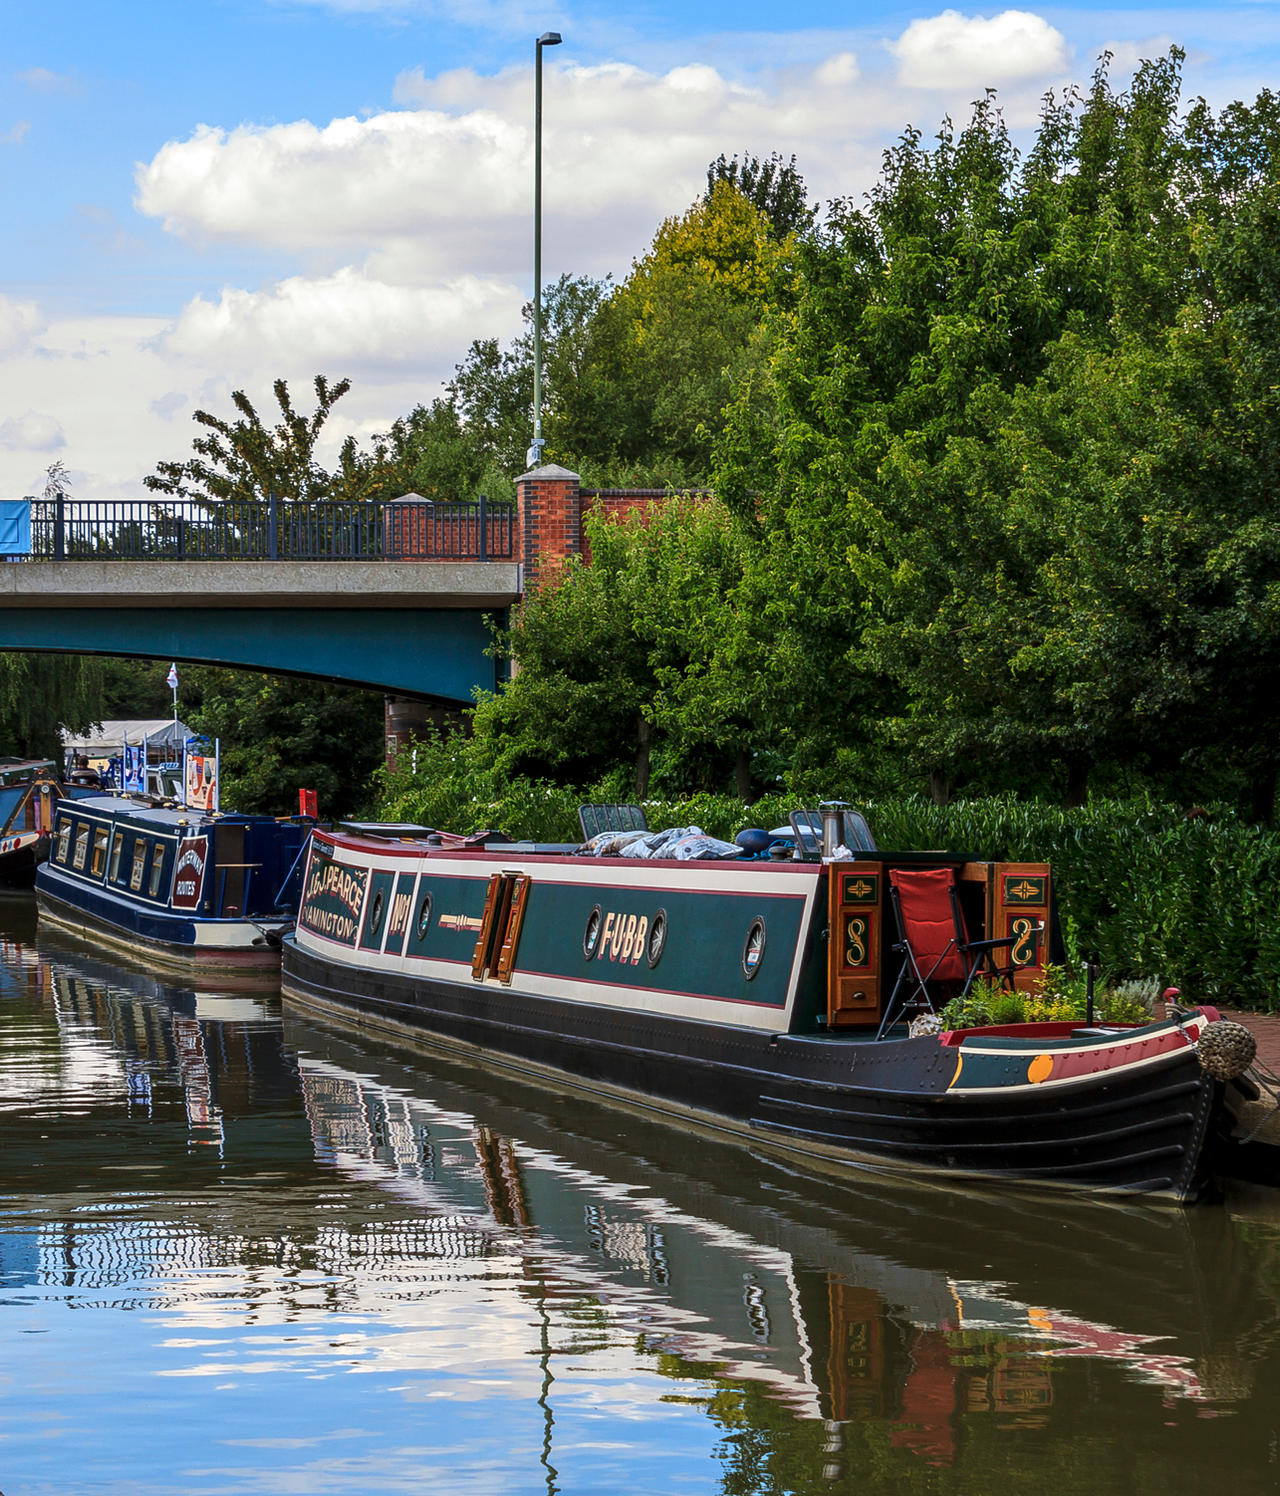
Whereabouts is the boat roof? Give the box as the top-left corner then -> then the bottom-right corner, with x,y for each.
0,758 -> 56,780
339,821 -> 433,837
57,794 -> 268,829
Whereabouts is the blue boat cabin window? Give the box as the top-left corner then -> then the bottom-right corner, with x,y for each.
129,839 -> 148,892
416,893 -> 432,939
90,826 -> 110,878
72,825 -> 89,870
108,830 -> 125,884
148,845 -> 166,898
54,822 -> 71,864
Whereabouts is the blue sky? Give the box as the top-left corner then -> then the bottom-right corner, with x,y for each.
3,0 -> 1280,498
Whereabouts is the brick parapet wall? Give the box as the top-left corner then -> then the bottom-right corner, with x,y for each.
516,472 -> 711,583
579,489 -> 668,565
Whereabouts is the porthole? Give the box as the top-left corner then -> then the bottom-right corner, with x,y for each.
368,888 -> 385,935
583,905 -> 603,959
416,892 -> 433,939
646,909 -> 668,968
742,917 -> 766,979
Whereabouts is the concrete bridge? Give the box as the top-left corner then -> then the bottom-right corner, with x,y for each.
0,469 -> 669,743
0,557 -> 520,702
0,491 -> 525,706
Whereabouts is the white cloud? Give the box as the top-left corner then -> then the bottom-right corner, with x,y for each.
136,110 -> 529,258
0,313 -> 456,501
890,10 -> 1069,89
16,67 -> 77,94
26,40 -> 1100,502
0,411 -> 65,453
2,120 -> 29,146
160,267 -> 523,371
1097,36 -> 1183,81
149,391 -> 189,421
0,294 -> 42,354
135,56 -> 901,282
815,52 -> 861,88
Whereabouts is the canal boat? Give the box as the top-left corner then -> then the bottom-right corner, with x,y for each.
280,807 -> 1264,1202
36,795 -> 314,972
0,759 -> 100,889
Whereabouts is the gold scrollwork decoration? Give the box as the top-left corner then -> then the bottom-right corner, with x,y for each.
1010,916 -> 1039,968
845,915 -> 869,968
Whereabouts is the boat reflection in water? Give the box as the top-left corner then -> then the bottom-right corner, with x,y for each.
5,907 -> 1280,1493
287,1017 -> 1280,1480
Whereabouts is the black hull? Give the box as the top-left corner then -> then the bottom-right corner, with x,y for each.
282,940 -> 1219,1202
0,838 -> 46,890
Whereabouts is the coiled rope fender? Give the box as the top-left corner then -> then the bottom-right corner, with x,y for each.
1195,1020 -> 1258,1081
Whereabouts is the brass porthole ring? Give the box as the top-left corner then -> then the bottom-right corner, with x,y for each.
583,905 -> 603,960
646,909 -> 668,968
742,917 -> 766,979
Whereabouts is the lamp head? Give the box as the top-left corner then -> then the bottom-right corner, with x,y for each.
537,31 -> 562,45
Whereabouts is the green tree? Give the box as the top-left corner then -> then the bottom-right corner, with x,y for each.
705,150 -> 817,239
472,496 -> 789,799
184,668 -> 383,817
0,654 -> 103,762
145,375 -> 352,504
470,535 -> 657,791
718,52 -> 1280,810
552,182 -> 794,487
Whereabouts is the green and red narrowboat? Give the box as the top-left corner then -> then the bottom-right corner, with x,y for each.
280,811 -> 1268,1202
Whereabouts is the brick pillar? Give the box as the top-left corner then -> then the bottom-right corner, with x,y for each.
515,464 -> 582,592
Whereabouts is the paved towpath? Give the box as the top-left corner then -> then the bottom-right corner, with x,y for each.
1148,996 -> 1280,1070
1217,1006 -> 1280,1073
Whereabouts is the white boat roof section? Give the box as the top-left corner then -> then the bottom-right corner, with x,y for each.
62,718 -> 192,753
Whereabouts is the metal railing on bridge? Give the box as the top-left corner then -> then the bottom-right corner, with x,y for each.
26,494 -> 516,563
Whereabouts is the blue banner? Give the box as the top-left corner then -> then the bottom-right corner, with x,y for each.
123,742 -> 145,794
0,500 -> 31,557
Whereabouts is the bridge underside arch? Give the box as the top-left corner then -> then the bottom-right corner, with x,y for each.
0,606 -> 503,703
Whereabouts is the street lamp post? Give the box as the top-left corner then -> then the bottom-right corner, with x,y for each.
528,29 -> 562,471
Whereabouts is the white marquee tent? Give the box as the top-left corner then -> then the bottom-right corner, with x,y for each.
62,719 -> 192,759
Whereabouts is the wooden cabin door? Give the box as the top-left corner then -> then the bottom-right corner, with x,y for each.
989,863 -> 1052,991
213,825 -> 247,916
827,864 -> 884,1027
471,872 -> 531,984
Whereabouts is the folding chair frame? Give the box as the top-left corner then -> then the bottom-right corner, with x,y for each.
876,874 -> 1018,1039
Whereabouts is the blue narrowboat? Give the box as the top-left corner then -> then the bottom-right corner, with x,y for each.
36,795 -> 313,972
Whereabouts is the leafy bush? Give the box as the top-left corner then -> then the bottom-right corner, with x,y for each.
938,994 -> 994,1029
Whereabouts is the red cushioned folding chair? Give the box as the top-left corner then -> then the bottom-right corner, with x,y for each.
875,867 -> 1017,1039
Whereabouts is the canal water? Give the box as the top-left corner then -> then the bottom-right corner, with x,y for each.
3,902 -> 1280,1496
